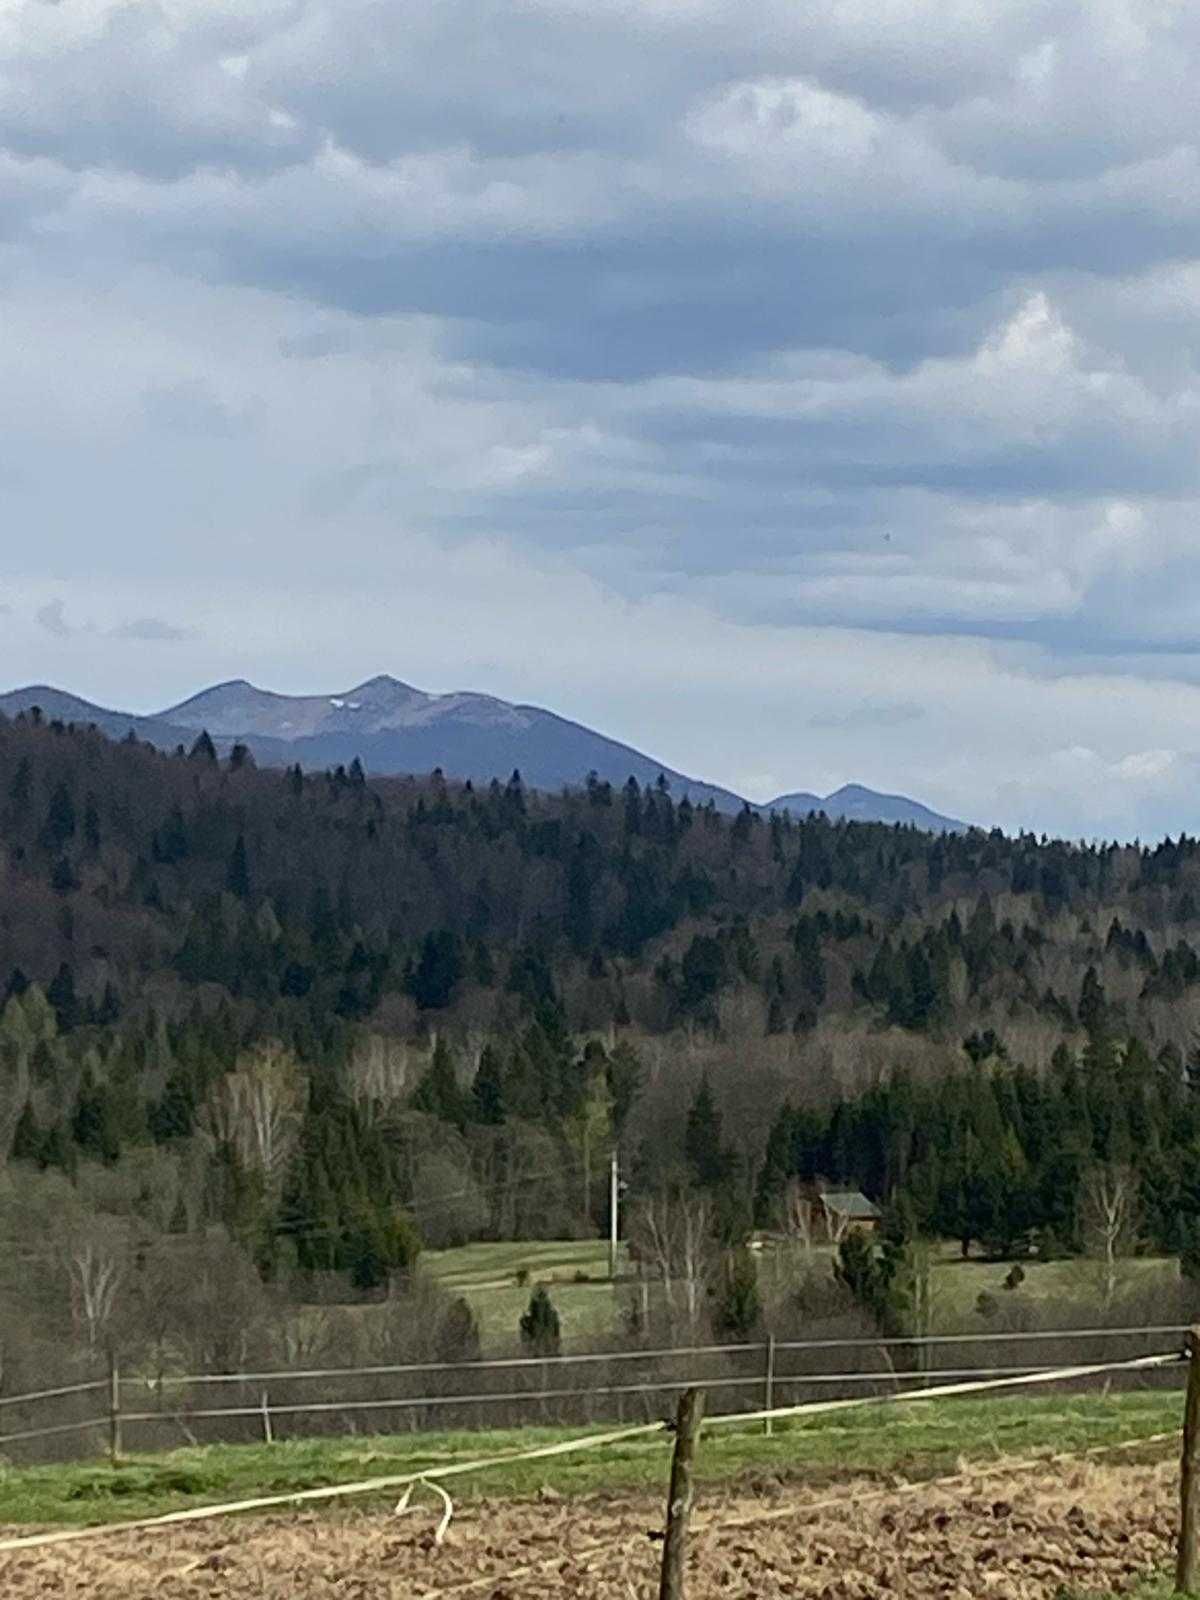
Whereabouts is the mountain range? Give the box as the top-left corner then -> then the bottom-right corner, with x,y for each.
0,676 -> 968,832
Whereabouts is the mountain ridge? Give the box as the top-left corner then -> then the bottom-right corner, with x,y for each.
0,677 -> 969,832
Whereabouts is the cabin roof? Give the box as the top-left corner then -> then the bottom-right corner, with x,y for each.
819,1189 -> 881,1220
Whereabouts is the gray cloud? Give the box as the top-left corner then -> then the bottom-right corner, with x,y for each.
5,0 -> 1200,837
141,379 -> 243,438
35,599 -> 73,638
110,616 -> 198,642
808,702 -> 925,731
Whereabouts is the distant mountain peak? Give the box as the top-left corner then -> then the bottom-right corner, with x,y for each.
347,674 -> 424,704
0,675 -> 971,833
351,673 -> 415,693
767,782 -> 966,834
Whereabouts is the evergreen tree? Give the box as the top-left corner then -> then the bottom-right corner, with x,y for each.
519,1285 -> 561,1356
50,855 -> 79,895
226,834 -> 251,899
715,1246 -> 761,1336
39,783 -> 76,851
83,793 -> 101,853
71,1066 -> 120,1163
471,1043 -> 507,1125
412,1039 -> 469,1127
10,1099 -> 42,1165
408,931 -> 463,1010
7,756 -> 32,811
685,1075 -> 727,1189
47,962 -> 79,1031
1079,966 -> 1108,1035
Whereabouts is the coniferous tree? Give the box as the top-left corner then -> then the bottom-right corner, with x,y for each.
471,1044 -> 507,1125
10,1099 -> 41,1165
716,1245 -> 761,1336
685,1075 -> 727,1189
412,1039 -> 469,1127
519,1285 -> 561,1356
47,962 -> 79,1031
7,755 -> 32,811
39,783 -> 76,852
408,931 -> 463,1010
226,835 -> 251,899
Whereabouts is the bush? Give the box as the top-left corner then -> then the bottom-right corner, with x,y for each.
519,1285 -> 561,1357
1035,1227 -> 1065,1262
515,1266 -> 530,1287
437,1296 -> 481,1364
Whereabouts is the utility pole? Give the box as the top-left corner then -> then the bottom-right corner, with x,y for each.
609,1146 -> 620,1280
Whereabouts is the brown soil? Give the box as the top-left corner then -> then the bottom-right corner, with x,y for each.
0,1458 -> 1178,1599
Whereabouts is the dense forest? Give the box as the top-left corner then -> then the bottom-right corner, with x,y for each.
4,705 -> 1200,1383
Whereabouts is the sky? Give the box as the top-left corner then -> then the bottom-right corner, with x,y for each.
2,0 -> 1200,839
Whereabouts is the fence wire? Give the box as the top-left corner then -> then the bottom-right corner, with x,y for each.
0,1323 -> 1186,1463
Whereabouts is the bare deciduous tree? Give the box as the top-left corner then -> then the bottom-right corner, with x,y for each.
346,1033 -> 412,1119
629,1183 -> 715,1335
202,1042 -> 304,1197
783,1181 -> 815,1252
59,1217 -> 128,1352
1081,1163 -> 1140,1308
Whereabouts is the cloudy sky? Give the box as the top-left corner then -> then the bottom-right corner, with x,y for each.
3,0 -> 1200,838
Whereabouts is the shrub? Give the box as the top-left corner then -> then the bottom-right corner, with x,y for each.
437,1295 -> 481,1364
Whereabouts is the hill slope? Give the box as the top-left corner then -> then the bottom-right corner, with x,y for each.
1,711 -> 1200,1381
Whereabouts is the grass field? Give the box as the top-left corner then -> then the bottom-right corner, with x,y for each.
925,1251 -> 1176,1320
0,1387 -> 1183,1529
418,1236 -> 1181,1354
423,1238 -> 625,1349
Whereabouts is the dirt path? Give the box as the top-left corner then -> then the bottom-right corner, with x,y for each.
0,1457 -> 1178,1598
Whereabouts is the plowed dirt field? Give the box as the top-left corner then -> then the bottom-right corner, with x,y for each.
0,1456 -> 1177,1599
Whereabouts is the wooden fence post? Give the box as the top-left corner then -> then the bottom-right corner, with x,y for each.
261,1389 -> 274,1446
1179,1327 -> 1200,1594
763,1335 -> 776,1438
658,1386 -> 705,1600
107,1353 -> 122,1466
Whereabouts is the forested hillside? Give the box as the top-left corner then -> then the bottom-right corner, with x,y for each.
4,705 -> 1200,1383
